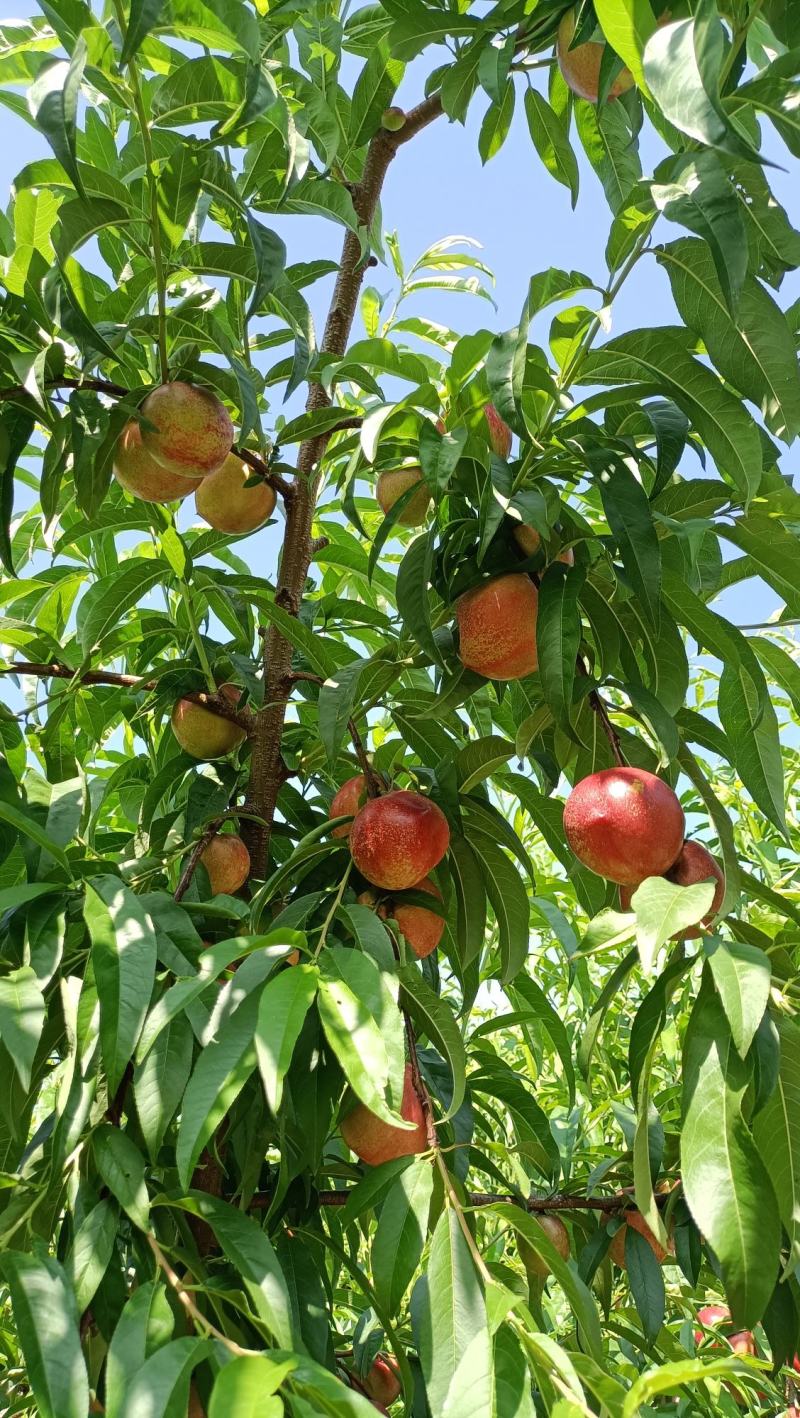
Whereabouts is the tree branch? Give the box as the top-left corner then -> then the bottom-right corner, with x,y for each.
248,1187 -> 670,1214
1,662 -> 255,732
244,96 -> 443,877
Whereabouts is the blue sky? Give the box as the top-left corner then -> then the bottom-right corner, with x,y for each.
1,1 -> 797,635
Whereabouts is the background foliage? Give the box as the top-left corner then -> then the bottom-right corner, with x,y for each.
1,0 -> 800,1414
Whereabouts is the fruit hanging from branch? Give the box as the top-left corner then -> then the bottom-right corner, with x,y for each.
484,403 -> 512,458
620,840 -> 725,934
171,685 -> 246,759
356,1354 -> 401,1408
563,767 -> 685,886
608,1208 -> 672,1267
330,774 -> 369,838
198,832 -> 250,895
195,454 -> 277,534
358,877 -> 445,959
513,523 -> 574,565
113,420 -> 203,503
341,1063 -> 427,1165
456,573 -> 539,680
376,465 -> 432,527
140,380 -> 234,478
518,1214 -> 571,1279
349,790 -> 450,890
556,8 -> 634,103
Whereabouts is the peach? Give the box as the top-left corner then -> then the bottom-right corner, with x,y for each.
330,775 -> 368,838
513,524 -> 574,565
341,1062 -> 427,1166
358,877 -> 445,959
113,420 -> 202,503
456,573 -> 539,681
195,454 -> 276,534
140,380 -> 233,478
199,833 -> 250,895
518,1214 -> 571,1279
376,466 -> 431,527
360,1354 -> 401,1407
556,9 -> 635,103
171,684 -> 246,759
564,767 -> 685,887
349,790 -> 450,891
608,1209 -> 671,1267
485,403 -> 512,458
620,840 -> 725,936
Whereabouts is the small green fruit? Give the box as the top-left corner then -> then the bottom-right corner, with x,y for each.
381,106 -> 406,131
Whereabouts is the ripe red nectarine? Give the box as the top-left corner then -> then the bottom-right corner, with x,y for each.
609,1209 -> 671,1267
330,775 -> 368,838
620,839 -> 725,935
564,767 -> 685,886
485,403 -> 512,458
358,877 -> 445,959
114,420 -> 203,503
350,790 -> 450,891
199,833 -> 250,895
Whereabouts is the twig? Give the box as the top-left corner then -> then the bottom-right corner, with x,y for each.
236,444 -> 294,503
0,376 -> 129,404
347,717 -> 382,799
147,1234 -> 261,1358
576,657 -> 626,767
1,663 -> 255,732
173,808 -> 244,902
247,1188 -> 663,1213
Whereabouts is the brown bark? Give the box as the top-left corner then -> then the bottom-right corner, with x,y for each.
245,96 -> 443,877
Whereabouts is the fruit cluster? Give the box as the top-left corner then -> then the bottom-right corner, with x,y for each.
113,380 -> 275,535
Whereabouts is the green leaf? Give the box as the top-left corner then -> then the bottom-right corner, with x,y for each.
594,0 -> 655,92
508,972 -> 576,1109
398,964 -> 466,1121
93,1125 -> 150,1231
657,238 -> 800,443
85,876 -> 157,1096
479,34 -> 515,104
718,661 -> 786,834
0,966 -> 45,1089
169,1194 -> 294,1348
118,1337 -> 212,1418
599,462 -> 661,632
581,329 -> 763,500
209,1357 -> 293,1418
0,406 -> 35,575
0,1252 -> 89,1418
372,1157 -> 434,1315
349,40 -> 404,148
396,530 -> 440,665
493,1205 -> 604,1360
27,40 -> 87,198
642,13 -> 760,160
256,963 -> 318,1113
622,1357 -> 762,1418
318,946 -> 407,1128
536,562 -> 582,733
121,0 -> 167,64
467,830 -> 531,983
706,938 -> 771,1059
753,1014 -> 800,1272
629,877 -> 716,973
651,153 -> 747,314
106,1284 -> 175,1418
0,799 -> 72,876
67,1198 -> 117,1313
478,82 -> 515,164
723,514 -> 800,616
175,985 -> 261,1189
134,1013 -> 193,1162
77,558 -> 172,655
681,973 -> 780,1327
625,1226 -> 666,1344
574,99 -> 641,214
413,1208 -> 492,1418
523,89 -> 579,208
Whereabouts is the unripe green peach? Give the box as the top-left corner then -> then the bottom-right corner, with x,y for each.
171,685 -> 246,759
195,454 -> 276,535
381,107 -> 406,131
556,9 -> 635,103
518,1214 -> 571,1278
376,466 -> 431,527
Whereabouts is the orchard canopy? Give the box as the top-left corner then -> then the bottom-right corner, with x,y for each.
2,0 -> 800,1414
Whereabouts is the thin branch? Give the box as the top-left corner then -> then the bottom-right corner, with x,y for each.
147,1235 -> 261,1358
576,657 -> 626,766
0,376 -> 129,404
236,444 -> 294,503
347,717 -> 383,799
1,663 -> 255,731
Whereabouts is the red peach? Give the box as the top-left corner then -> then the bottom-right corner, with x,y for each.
556,8 -> 635,103
171,684 -> 246,759
195,454 -> 276,534
620,840 -> 725,935
114,420 -> 203,503
609,1209 -> 672,1267
341,1062 -> 427,1166
376,466 -> 431,528
330,775 -> 368,839
485,403 -> 512,458
563,767 -> 685,887
140,380 -> 233,478
456,573 -> 539,681
350,790 -> 450,891
513,524 -> 574,565
360,1354 -> 401,1407
199,834 -> 250,895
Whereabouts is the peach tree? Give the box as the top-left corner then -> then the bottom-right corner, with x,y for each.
0,0 -> 799,1414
